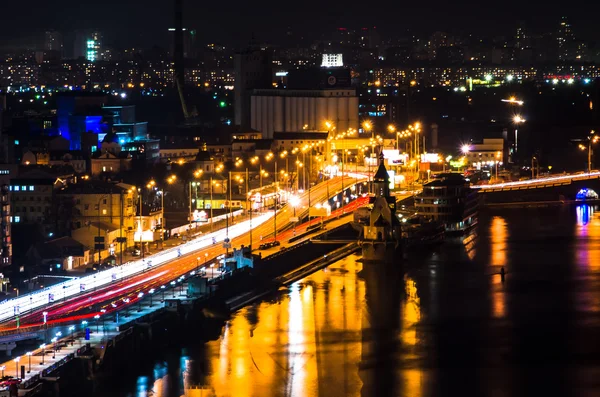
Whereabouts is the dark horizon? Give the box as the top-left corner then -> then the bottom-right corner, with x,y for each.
2,1 -> 600,49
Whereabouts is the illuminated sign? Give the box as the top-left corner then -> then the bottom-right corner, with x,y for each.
420,153 -> 442,163
382,149 -> 408,165
387,170 -> 395,189
134,230 -> 155,242
321,53 -> 343,68
193,210 -> 208,223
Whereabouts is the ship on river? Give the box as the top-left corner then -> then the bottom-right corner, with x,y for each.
415,173 -> 479,235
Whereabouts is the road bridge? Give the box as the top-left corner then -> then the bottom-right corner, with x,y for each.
0,175 -> 368,339
474,172 -> 600,205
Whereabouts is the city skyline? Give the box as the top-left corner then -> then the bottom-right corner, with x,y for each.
2,1 -> 600,49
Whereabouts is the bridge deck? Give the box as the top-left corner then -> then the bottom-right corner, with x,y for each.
474,172 -> 600,192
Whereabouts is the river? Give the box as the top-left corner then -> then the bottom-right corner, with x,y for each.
96,204 -> 600,396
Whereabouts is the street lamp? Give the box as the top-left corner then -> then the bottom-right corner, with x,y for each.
265,152 -> 278,242
14,357 -> 19,378
26,352 -> 32,373
39,344 -> 46,365
171,281 -> 176,298
94,314 -> 100,333
51,337 -> 57,359
290,194 -> 300,235
69,325 -> 75,345
513,115 -> 525,155
149,288 -> 155,306
0,365 -> 4,378
579,130 -> 599,172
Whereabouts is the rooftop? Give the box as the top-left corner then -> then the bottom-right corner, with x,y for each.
273,132 -> 328,140
58,181 -> 135,195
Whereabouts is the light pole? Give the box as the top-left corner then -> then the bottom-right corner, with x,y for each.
137,187 -> 144,261
580,130 -> 599,172
290,194 -> 299,235
209,177 -> 214,231
160,285 -> 166,302
26,351 -> 31,373
69,325 -> 75,345
513,115 -> 525,159
95,193 -> 110,264
40,344 -> 45,365
0,366 -> 4,378
265,152 -> 278,241
51,337 -> 57,359
94,314 -> 100,333
14,357 -> 19,377
149,288 -> 155,306
137,292 -> 144,311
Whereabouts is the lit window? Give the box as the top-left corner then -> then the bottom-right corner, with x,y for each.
102,209 -> 107,215
14,216 -> 20,223
13,186 -> 19,192
14,140 -> 19,145
102,166 -> 106,172
29,186 -> 34,191
21,186 -> 26,191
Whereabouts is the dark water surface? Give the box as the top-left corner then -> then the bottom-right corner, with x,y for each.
97,205 -> 600,397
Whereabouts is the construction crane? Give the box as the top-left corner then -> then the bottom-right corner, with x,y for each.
174,0 -> 190,120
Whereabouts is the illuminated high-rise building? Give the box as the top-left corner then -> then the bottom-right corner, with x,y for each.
557,16 -> 575,61
74,30 -> 103,62
44,30 -> 63,53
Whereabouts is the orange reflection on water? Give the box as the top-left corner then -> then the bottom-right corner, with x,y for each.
574,205 -> 600,313
489,216 -> 507,319
402,277 -> 421,347
205,255 -> 365,397
401,276 -> 423,397
574,205 -> 600,272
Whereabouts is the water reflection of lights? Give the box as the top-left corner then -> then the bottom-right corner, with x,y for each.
577,204 -> 594,226
574,204 -> 600,312
462,231 -> 478,260
489,216 -> 508,319
402,276 -> 423,397
136,376 -> 149,397
287,282 -> 307,394
402,277 -> 421,346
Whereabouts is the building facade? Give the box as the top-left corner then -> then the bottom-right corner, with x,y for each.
250,89 -> 359,138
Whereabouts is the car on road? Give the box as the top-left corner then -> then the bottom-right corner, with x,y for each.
0,377 -> 21,387
258,240 -> 281,250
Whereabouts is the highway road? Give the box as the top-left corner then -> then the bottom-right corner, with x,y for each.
0,176 -> 367,333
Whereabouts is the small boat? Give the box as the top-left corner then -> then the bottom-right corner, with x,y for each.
401,217 -> 445,248
576,188 -> 599,201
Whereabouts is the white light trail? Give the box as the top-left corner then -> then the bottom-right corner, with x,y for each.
0,212 -> 274,323
473,172 -> 600,190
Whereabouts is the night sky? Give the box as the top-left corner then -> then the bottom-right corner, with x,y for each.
1,0 -> 600,49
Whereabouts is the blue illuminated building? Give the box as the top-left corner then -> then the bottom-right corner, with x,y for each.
56,93 -> 108,151
56,96 -> 152,153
